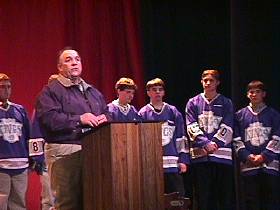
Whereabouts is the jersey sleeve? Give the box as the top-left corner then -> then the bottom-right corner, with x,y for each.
212,98 -> 234,147
233,110 -> 251,162
185,99 -> 210,147
261,110 -> 280,162
138,106 -> 149,121
29,111 -> 45,164
174,108 -> 189,164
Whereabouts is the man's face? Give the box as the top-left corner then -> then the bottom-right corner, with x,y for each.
58,50 -> 82,79
0,80 -> 11,103
147,85 -> 165,102
201,75 -> 220,92
247,88 -> 266,105
118,88 -> 135,105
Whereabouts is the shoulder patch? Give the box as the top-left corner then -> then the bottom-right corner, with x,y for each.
29,138 -> 44,156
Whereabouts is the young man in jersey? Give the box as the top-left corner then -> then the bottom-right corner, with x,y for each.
234,80 -> 280,210
107,77 -> 141,122
139,78 -> 188,197
0,73 -> 30,210
185,69 -> 235,210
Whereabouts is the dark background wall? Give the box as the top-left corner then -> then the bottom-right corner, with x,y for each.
141,0 -> 280,115
141,0 -> 230,114
231,0 -> 280,110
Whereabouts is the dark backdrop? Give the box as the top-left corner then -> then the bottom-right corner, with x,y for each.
141,0 -> 280,114
141,0 -> 231,114
232,0 -> 280,110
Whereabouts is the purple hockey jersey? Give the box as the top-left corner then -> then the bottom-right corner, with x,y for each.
0,102 -> 30,175
186,93 -> 233,165
139,103 -> 189,173
234,105 -> 280,176
108,99 -> 142,122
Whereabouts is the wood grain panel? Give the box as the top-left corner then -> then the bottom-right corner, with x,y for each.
82,123 -> 164,210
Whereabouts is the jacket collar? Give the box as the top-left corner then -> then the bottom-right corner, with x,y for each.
57,74 -> 91,90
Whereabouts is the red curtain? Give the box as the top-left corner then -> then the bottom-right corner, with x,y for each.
0,0 -> 145,113
0,1 -> 144,209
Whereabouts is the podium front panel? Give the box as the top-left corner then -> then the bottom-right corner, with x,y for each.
82,123 -> 164,210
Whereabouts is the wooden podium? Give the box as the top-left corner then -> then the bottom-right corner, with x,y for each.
82,122 -> 164,210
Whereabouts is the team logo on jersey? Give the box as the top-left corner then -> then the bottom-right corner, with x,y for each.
162,121 -> 175,146
198,111 -> 222,133
245,122 -> 271,146
0,118 -> 23,143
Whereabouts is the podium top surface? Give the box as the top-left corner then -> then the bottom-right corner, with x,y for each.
80,121 -> 163,134
108,120 -> 163,124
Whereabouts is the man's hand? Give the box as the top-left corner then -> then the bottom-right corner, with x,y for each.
80,113 -> 99,127
30,160 -> 45,175
204,141 -> 218,153
97,114 -> 108,125
247,154 -> 265,166
80,113 -> 108,127
253,154 -> 265,166
247,154 -> 256,164
178,163 -> 188,173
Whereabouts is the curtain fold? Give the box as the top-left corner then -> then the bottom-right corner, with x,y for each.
0,0 -> 145,113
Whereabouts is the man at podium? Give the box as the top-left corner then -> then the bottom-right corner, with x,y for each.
36,47 -> 110,210
139,78 -> 189,197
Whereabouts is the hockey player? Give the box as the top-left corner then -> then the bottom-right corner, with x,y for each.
0,73 -> 30,210
139,78 -> 188,197
108,77 -> 141,122
234,80 -> 280,210
185,69 -> 235,210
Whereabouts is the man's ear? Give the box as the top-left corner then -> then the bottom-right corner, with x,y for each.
116,89 -> 121,97
262,91 -> 266,98
147,90 -> 151,97
57,63 -> 62,72
246,92 -> 250,99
